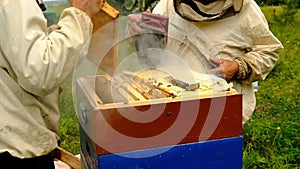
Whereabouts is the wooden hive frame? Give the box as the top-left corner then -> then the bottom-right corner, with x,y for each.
89,1 -> 120,75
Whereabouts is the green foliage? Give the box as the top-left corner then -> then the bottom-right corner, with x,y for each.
273,0 -> 299,24
242,6 -> 300,169
124,0 -> 136,11
107,0 -> 159,14
255,0 -> 300,7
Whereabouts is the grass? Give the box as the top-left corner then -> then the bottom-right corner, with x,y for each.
58,77 -> 80,154
57,5 -> 300,168
242,7 -> 300,168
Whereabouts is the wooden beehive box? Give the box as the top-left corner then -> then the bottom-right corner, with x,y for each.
76,72 -> 242,169
89,1 -> 120,75
76,71 -> 242,150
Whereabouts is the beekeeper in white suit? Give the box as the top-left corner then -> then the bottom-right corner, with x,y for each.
0,0 -> 102,168
128,0 -> 283,124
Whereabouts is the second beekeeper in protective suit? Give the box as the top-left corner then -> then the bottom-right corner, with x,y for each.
129,0 -> 283,124
0,0 -> 102,168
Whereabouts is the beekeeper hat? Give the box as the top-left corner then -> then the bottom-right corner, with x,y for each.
174,0 -> 243,22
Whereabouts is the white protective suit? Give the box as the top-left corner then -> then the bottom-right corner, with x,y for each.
0,0 -> 92,158
152,0 -> 283,123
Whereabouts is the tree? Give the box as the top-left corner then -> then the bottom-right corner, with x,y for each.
107,0 -> 159,15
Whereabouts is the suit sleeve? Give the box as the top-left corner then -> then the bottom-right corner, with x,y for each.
234,1 -> 283,83
0,0 -> 93,96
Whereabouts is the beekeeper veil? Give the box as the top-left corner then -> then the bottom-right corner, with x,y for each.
36,0 -> 47,11
174,0 -> 243,22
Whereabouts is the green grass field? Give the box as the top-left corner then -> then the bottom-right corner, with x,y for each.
242,7 -> 300,169
57,6 -> 300,168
